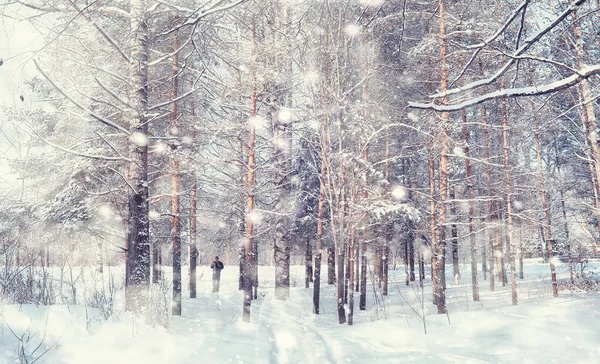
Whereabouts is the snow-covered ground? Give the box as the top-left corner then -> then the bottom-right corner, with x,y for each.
1,260 -> 599,363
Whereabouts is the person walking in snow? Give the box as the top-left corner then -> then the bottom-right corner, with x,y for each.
210,256 -> 224,293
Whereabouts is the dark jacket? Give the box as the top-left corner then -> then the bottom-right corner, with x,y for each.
210,261 -> 224,279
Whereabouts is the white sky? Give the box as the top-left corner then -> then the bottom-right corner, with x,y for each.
0,11 -> 45,107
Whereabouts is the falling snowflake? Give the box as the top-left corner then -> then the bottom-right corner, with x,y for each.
248,210 -> 263,224
97,204 -> 113,218
453,146 -> 465,158
151,141 -> 168,155
407,112 -> 419,122
249,115 -> 268,128
358,0 -> 384,5
130,132 -> 149,147
279,108 -> 292,123
392,185 -> 407,200
345,24 -> 361,37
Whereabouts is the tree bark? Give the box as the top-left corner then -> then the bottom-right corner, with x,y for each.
428,137 -> 438,303
480,94 -> 490,283
501,83 -> 518,306
463,108 -> 479,301
337,244 -> 346,324
125,0 -> 151,314
313,103 -> 328,313
573,11 -> 600,207
189,180 -> 198,298
348,184 -> 356,325
533,102 -> 558,297
270,95 -> 292,301
170,18 -> 182,316
328,245 -> 336,285
242,23 -> 258,323
556,146 -> 573,284
450,186 -> 459,280
435,0 -> 449,314
305,238 -> 312,288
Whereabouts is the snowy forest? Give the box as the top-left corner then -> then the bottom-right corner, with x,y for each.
1,0 -> 600,362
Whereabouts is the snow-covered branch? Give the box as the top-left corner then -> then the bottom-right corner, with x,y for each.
147,73 -> 203,111
34,60 -> 130,134
433,0 -> 587,99
18,124 -> 130,162
409,64 -> 600,112
157,0 -> 247,36
67,0 -> 131,63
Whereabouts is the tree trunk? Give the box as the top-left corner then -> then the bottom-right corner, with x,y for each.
313,106 -> 328,312
375,246 -> 382,288
170,19 -> 182,316
408,223 -> 416,282
337,245 -> 346,324
556,146 -> 573,285
450,186 -> 459,280
189,180 -> 198,298
383,244 -> 389,294
573,11 -> 600,207
344,245 -> 350,304
239,246 -> 245,291
328,245 -> 336,285
271,99 -> 291,301
125,0 -> 151,314
480,60 -> 491,284
348,209 -> 356,325
359,250 -> 367,310
404,230 -> 409,286
419,235 -> 425,286
305,238 -> 312,288
428,137 -> 438,304
533,103 -> 558,297
238,136 -> 246,291
518,225 -> 524,279
463,108 -> 479,301
501,83 -> 518,306
242,23 -> 258,323
253,224 -> 259,300
433,0 -> 449,314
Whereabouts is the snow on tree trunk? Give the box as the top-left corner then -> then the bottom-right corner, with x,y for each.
242,23 -> 258,323
435,0 -> 449,314
337,244 -> 346,325
305,238 -> 312,289
189,181 -> 198,299
428,137 -> 438,304
555,147 -> 573,285
348,184 -> 356,325
462,109 -> 479,301
170,19 -> 182,316
313,106 -> 328,312
533,100 -> 558,297
270,100 -> 291,301
328,246 -> 336,285
572,11 -> 600,248
450,186 -> 459,280
125,0 -> 151,315
500,84 -> 518,306
483,99 -> 494,291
